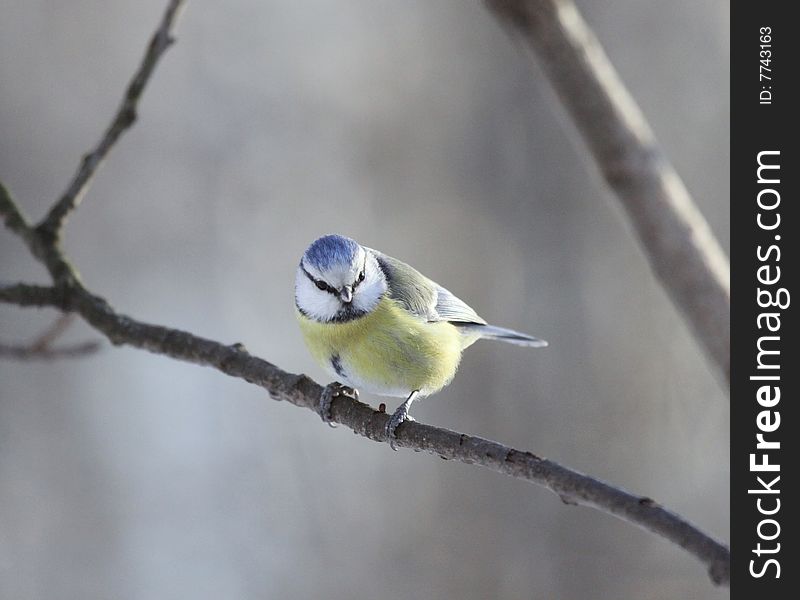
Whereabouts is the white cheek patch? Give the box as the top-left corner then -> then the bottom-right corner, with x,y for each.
351,262 -> 386,314
295,269 -> 341,322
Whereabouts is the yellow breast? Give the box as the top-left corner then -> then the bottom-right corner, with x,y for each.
296,297 -> 470,397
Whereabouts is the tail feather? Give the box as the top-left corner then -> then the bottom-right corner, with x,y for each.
457,323 -> 548,347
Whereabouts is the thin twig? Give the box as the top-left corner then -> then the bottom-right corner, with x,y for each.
485,0 -> 730,387
29,314 -> 75,351
1,181 -> 37,251
1,181 -> 79,282
0,340 -> 100,361
35,0 -> 185,242
0,283 -> 69,309
0,314 -> 101,360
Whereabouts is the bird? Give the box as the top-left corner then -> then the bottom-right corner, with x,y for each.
294,234 -> 547,448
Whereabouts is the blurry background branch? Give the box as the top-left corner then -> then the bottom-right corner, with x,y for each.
0,314 -> 100,361
486,0 -> 731,388
0,0 -> 730,590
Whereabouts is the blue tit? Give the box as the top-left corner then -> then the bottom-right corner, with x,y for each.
295,234 -> 547,447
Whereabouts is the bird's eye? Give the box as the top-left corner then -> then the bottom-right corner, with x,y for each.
315,280 -> 327,291
358,271 -> 365,282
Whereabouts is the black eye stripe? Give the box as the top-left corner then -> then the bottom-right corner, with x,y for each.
318,280 -> 336,295
300,262 -> 368,297
301,263 -> 338,296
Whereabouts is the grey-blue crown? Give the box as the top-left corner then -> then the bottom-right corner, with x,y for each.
303,234 -> 360,270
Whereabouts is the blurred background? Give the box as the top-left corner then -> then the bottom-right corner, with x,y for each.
1,1 -> 729,598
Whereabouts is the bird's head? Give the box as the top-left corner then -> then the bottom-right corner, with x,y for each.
295,234 -> 387,322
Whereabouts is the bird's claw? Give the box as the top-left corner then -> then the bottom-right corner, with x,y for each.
319,382 -> 358,427
385,407 -> 414,451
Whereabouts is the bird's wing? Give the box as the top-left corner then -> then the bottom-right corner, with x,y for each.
369,249 -> 486,325
433,286 -> 487,325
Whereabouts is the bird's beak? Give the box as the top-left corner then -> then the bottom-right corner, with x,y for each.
339,286 -> 353,303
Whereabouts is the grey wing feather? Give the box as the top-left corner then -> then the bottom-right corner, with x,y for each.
371,248 -> 547,347
370,249 -> 485,324
370,249 -> 439,321
369,248 -> 486,324
434,286 -> 487,324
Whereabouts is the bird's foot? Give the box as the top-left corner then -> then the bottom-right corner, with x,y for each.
385,400 -> 416,451
319,382 -> 358,427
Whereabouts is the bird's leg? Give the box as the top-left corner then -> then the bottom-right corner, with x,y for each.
319,382 -> 359,427
385,390 -> 420,450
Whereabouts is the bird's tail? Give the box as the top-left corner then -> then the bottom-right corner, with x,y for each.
458,324 -> 548,347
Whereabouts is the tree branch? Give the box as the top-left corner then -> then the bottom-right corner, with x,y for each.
0,0 -> 730,587
0,283 -> 68,308
35,0 -> 185,243
485,0 -> 731,387
1,277 -> 730,585
1,181 -> 80,283
1,181 -> 38,252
